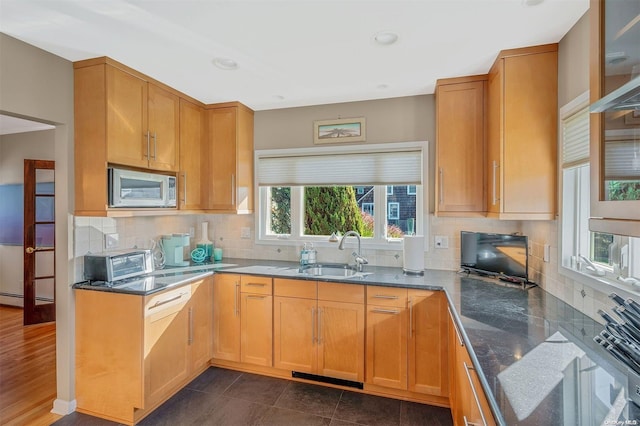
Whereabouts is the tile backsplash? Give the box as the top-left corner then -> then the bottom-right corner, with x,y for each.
73,213 -> 611,323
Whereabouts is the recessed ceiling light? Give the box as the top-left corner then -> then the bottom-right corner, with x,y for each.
274,95 -> 285,100
373,31 -> 398,46
212,57 -> 238,70
377,84 -> 389,90
522,0 -> 544,5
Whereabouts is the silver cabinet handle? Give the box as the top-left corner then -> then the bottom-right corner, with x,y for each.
371,308 -> 400,314
231,173 -> 236,206
318,307 -> 323,345
439,168 -> 444,205
145,131 -> 150,159
464,361 -> 488,426
182,171 -> 187,206
448,307 -> 464,346
311,307 -> 316,344
409,297 -> 414,338
492,160 -> 499,206
149,292 -> 187,310
188,306 -> 194,345
152,132 -> 157,160
373,294 -> 399,299
234,282 -> 240,316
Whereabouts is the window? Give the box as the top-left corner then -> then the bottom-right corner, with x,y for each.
407,185 -> 417,195
388,202 -> 399,220
256,142 -> 426,248
560,93 -> 640,290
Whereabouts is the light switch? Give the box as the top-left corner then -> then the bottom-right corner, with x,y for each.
434,235 -> 449,249
543,244 -> 550,262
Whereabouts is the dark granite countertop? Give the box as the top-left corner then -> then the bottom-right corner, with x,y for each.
74,258 -> 640,425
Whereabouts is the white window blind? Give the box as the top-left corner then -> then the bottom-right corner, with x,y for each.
562,106 -> 589,167
257,147 -> 423,186
604,137 -> 640,179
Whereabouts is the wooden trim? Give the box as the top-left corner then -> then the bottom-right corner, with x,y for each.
494,43 -> 558,62
436,74 -> 488,87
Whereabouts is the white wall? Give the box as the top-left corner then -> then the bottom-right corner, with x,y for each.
0,130 -> 55,306
0,33 -> 75,414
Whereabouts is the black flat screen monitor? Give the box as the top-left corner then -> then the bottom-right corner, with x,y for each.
460,231 -> 529,283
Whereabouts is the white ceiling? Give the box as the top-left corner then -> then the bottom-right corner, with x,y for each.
0,0 -> 589,111
0,114 -> 55,136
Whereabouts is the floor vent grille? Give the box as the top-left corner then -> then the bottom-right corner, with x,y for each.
291,371 -> 363,389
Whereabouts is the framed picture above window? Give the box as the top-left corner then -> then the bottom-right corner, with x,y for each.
313,117 -> 366,144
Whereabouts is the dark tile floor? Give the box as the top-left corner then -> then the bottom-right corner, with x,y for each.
52,367 -> 453,426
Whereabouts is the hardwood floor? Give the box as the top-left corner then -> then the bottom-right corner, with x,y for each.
0,305 -> 61,426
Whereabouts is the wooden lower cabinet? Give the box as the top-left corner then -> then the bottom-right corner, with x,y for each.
366,287 -> 449,399
448,308 -> 496,426
212,274 -> 273,366
75,277 -> 212,425
273,279 -> 365,382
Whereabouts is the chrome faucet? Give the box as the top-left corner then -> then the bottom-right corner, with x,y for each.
338,231 -> 368,272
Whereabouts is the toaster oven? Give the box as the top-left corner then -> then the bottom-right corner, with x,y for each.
84,249 -> 153,282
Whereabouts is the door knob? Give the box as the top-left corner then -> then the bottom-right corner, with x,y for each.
25,247 -> 41,254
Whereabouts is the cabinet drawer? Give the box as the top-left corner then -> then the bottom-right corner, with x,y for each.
145,286 -> 191,317
241,275 -> 273,295
366,286 -> 407,307
274,278 -> 317,299
318,282 -> 364,304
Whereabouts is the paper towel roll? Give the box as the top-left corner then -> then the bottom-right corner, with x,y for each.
403,235 -> 425,274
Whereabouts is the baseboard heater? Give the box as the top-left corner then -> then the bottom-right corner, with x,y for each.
291,371 -> 363,389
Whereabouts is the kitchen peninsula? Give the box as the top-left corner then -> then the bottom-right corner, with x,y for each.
74,260 -> 639,425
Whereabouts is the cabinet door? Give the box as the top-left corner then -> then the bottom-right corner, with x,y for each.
148,84 -> 180,172
241,293 -> 273,366
144,290 -> 190,407
106,65 -> 148,168
487,62 -> 503,215
502,51 -> 557,215
179,99 -> 207,210
408,291 -> 448,397
208,107 -> 237,210
365,304 -> 408,390
189,278 -> 212,373
317,300 -> 365,382
436,80 -> 486,215
274,296 -> 316,373
212,274 -> 240,361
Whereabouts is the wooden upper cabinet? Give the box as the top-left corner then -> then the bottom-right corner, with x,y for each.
179,99 -> 208,210
102,64 -> 179,172
589,0 -> 640,236
147,84 -> 180,172
486,44 -> 558,220
435,76 -> 487,216
74,57 -> 187,215
207,103 -> 254,213
105,65 -> 149,169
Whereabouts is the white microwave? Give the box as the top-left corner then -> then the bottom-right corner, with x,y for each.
108,167 -> 176,208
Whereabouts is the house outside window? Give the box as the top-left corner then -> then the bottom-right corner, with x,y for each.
388,202 -> 399,220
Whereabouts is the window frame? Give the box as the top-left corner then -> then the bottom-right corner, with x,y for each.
559,92 -> 640,299
254,141 -> 428,250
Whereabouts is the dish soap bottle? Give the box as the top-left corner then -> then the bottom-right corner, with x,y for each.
300,243 -> 309,266
197,222 -> 214,262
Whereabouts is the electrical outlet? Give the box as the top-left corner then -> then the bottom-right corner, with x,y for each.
240,227 -> 251,239
105,233 -> 119,249
434,235 -> 449,249
543,244 -> 551,262
189,227 -> 195,238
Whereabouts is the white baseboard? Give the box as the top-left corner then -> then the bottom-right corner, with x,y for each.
51,398 -> 76,416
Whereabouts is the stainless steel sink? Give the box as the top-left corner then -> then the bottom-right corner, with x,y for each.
298,263 -> 359,277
